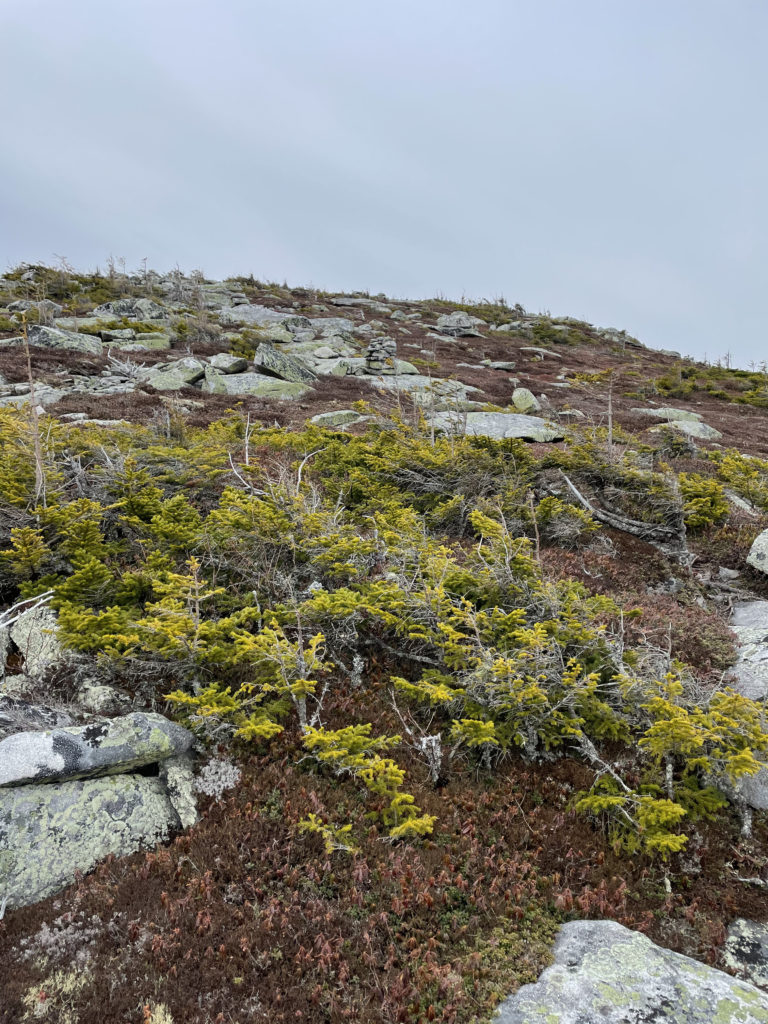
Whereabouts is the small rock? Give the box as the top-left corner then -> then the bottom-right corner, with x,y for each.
511,388 -> 541,414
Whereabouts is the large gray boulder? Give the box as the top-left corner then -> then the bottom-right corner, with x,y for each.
0,767 -> 193,909
253,341 -> 317,383
433,411 -> 564,442
747,532 -> 768,575
435,311 -> 486,337
495,919 -> 768,1023
666,420 -> 723,441
201,368 -> 313,399
2,325 -> 104,356
0,711 -> 193,787
218,303 -> 293,327
91,298 -> 166,320
368,374 -> 478,405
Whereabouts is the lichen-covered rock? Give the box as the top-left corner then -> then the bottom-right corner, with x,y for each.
435,311 -> 486,337
747,532 -> 768,575
91,298 -> 166,320
432,411 -> 564,442
208,352 -> 248,373
7,605 -> 60,678
0,711 -> 193,787
511,387 -> 541,413
2,325 -> 103,356
142,357 -> 206,390
724,919 -> 768,991
0,772 -> 186,909
495,919 -> 768,1023
253,341 -> 317,383
201,368 -> 313,399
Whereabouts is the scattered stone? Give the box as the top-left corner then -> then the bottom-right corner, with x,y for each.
723,919 -> 768,990
207,352 -> 249,374
495,919 -> 768,1023
511,387 -> 541,413
0,711 -> 194,788
432,411 -> 564,442
253,341 -> 317,383
488,361 -> 516,371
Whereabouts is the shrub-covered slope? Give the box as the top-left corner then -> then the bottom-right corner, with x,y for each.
2,264 -> 768,1023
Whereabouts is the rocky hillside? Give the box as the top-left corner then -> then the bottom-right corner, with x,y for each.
2,264 -> 768,1023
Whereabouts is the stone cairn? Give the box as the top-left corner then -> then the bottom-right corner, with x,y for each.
365,336 -> 397,374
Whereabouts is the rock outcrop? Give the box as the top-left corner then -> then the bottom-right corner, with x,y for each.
495,920 -> 768,1023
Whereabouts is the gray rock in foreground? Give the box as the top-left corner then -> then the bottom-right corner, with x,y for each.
724,919 -> 768,991
0,711 -> 193,787
0,768 -> 192,909
495,919 -> 768,1023
433,411 -> 564,442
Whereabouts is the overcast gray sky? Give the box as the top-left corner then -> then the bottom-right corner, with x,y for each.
1,0 -> 766,364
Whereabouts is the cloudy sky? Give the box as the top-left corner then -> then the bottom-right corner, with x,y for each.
1,1 -> 766,364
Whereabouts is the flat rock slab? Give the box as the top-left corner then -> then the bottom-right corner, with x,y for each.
433,411 -> 564,442
0,711 -> 193,787
201,368 -> 313,399
631,406 -> 703,422
729,601 -> 768,700
0,771 -> 188,909
724,919 -> 768,991
1,325 -> 103,356
495,919 -> 768,1023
